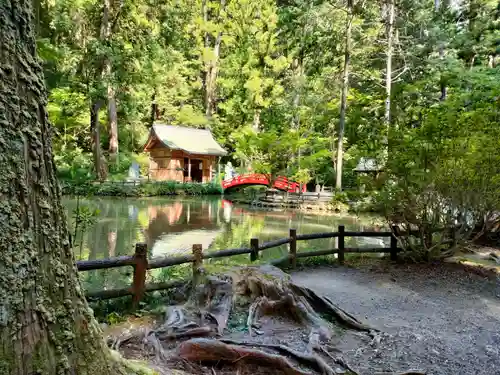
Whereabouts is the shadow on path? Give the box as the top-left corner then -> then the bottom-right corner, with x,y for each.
292,262 -> 500,375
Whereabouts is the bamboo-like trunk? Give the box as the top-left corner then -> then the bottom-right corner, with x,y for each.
335,0 -> 353,191
0,1 -> 125,373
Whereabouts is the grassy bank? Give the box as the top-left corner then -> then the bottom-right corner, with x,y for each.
61,180 -> 223,197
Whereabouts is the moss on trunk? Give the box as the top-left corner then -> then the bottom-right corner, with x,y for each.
0,1 -> 130,374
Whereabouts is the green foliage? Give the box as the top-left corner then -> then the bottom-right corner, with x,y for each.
381,68 -> 500,260
61,181 -> 222,197
331,192 -> 349,205
72,202 -> 100,252
39,0 -> 500,223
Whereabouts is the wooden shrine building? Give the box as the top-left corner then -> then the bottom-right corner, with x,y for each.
144,124 -> 227,182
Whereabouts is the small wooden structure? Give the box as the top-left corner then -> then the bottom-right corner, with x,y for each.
353,157 -> 383,176
354,157 -> 383,192
144,124 -> 227,182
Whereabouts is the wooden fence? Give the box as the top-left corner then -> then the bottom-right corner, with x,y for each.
77,225 -> 403,307
263,189 -> 334,203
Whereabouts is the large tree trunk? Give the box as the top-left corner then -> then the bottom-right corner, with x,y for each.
335,0 -> 353,191
383,0 -> 394,148
0,1 -> 127,374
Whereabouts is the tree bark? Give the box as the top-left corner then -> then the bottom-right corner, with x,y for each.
150,91 -> 157,126
101,0 -> 118,161
435,0 -> 447,100
383,0 -> 395,148
0,1 -> 127,374
88,0 -> 113,180
107,65 -> 119,160
91,100 -> 107,181
203,0 -> 225,119
335,0 -> 353,191
252,108 -> 261,132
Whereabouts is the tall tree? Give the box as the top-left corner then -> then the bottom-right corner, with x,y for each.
203,0 -> 226,119
0,1 -> 129,373
384,0 -> 395,142
102,0 -> 120,162
435,0 -> 447,100
335,0 -> 353,191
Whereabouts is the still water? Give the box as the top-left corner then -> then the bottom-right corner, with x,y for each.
63,197 -> 387,292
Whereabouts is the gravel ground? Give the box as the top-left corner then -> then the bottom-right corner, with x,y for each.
292,263 -> 500,375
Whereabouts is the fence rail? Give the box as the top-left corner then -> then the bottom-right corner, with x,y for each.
77,225 -> 409,306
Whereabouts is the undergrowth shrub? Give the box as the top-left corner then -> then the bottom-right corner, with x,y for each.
61,180 -> 223,197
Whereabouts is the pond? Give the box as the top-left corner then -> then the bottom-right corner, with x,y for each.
63,197 -> 387,293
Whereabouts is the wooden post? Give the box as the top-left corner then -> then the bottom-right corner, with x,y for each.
451,226 -> 456,248
390,225 -> 399,261
192,244 -> 203,286
338,225 -> 345,264
132,242 -> 148,308
188,158 -> 191,180
289,229 -> 297,269
250,238 -> 259,262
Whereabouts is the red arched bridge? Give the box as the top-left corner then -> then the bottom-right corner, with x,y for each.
221,174 -> 306,193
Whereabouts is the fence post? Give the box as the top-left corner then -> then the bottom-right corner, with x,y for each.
132,243 -> 148,308
338,225 -> 345,264
250,238 -> 259,262
390,225 -> 399,261
192,244 -> 203,286
289,229 -> 297,269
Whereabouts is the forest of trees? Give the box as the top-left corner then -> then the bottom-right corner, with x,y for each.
36,0 -> 500,259
38,0 -> 499,187
1,0 -> 500,373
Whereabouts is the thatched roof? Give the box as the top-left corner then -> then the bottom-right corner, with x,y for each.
144,124 -> 227,156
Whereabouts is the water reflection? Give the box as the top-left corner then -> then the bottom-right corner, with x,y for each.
63,197 -> 386,291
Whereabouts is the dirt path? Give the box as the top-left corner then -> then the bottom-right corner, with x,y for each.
292,263 -> 500,375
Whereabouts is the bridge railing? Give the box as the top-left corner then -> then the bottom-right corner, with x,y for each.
222,174 -> 305,192
76,225 -> 449,307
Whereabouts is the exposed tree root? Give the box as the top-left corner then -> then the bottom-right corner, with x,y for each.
290,284 -> 374,332
246,298 -> 262,336
107,265 -> 411,375
178,338 -> 314,375
317,345 -> 359,375
219,339 -> 337,375
157,326 -> 213,340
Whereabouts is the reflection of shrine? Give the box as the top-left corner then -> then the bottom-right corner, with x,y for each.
144,200 -> 221,256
